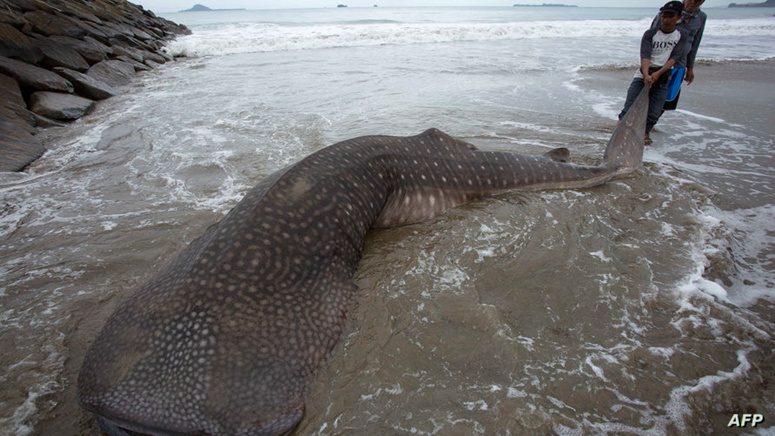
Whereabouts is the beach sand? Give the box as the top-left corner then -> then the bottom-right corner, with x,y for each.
582,59 -> 775,432
582,59 -> 775,137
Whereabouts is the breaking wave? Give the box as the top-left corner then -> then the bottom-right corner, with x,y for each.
166,18 -> 775,58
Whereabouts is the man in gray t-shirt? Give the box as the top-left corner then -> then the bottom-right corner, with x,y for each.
617,1 -> 690,144
652,0 -> 707,110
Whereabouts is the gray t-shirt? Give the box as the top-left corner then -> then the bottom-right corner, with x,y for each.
635,27 -> 690,78
652,9 -> 708,68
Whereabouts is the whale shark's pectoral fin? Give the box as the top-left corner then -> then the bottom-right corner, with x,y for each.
541,147 -> 570,163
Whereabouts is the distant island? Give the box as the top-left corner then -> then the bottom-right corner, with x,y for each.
337,4 -> 348,7
729,0 -> 775,6
180,4 -> 245,12
513,3 -> 578,7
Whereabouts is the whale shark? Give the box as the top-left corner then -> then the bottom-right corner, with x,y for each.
78,88 -> 648,435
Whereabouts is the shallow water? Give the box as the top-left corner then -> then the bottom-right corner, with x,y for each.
1,7 -> 774,436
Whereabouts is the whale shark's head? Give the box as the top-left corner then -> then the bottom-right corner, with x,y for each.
77,292 -> 311,436
79,328 -> 308,435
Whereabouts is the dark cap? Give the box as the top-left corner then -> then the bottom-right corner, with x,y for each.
660,1 -> 683,13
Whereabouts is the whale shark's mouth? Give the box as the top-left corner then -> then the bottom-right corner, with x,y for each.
94,415 -> 155,436
91,410 -> 302,436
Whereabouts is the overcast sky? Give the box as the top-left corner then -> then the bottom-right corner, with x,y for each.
133,0 -> 732,13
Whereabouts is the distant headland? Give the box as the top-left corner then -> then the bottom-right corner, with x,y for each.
181,4 -> 245,12
729,0 -> 775,6
513,3 -> 578,7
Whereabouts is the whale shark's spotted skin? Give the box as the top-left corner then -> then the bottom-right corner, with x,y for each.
78,87 -> 649,436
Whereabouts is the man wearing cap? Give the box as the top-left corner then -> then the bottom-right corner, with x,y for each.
617,1 -> 690,144
652,0 -> 707,111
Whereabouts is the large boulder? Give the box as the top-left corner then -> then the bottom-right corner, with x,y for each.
0,5 -> 26,27
116,55 -> 151,72
23,10 -> 88,38
143,50 -> 168,65
111,44 -> 144,63
0,119 -> 45,171
29,91 -> 95,120
4,0 -> 47,13
0,56 -> 73,92
0,73 -> 44,171
49,0 -> 104,25
0,22 -> 43,64
0,0 -> 191,171
53,67 -> 118,100
48,35 -> 111,65
86,59 -> 135,87
0,72 -> 34,132
34,35 -> 90,72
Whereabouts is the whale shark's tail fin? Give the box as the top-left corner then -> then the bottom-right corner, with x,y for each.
603,86 -> 648,171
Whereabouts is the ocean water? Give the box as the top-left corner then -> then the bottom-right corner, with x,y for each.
1,6 -> 775,435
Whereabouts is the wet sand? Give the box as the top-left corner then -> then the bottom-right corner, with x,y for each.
581,59 -> 775,138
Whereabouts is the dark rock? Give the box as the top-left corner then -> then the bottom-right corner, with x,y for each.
112,44 -> 144,63
83,36 -> 114,57
111,33 -> 157,52
0,22 -> 44,64
115,55 -> 151,72
0,119 -> 45,171
86,59 -> 135,87
0,7 -> 26,28
34,35 -> 90,72
0,0 -> 190,171
143,50 -> 168,65
53,67 -> 118,100
0,72 -> 45,171
102,21 -> 136,39
5,0 -> 47,13
132,28 -> 153,41
0,73 -> 34,132
144,59 -> 162,69
29,111 -> 64,128
29,90 -> 94,120
0,55 -> 73,92
48,35 -> 110,65
87,1 -> 133,25
75,20 -> 112,42
156,50 -> 174,62
50,0 -> 104,25
23,10 -> 87,38
146,26 -> 164,39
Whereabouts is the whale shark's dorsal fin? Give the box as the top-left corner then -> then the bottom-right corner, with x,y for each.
603,86 -> 648,171
541,147 -> 570,163
419,128 -> 478,151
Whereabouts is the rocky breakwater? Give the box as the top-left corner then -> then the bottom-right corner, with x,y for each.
0,0 -> 190,171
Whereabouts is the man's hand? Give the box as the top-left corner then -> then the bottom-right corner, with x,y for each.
646,72 -> 658,88
685,67 -> 695,84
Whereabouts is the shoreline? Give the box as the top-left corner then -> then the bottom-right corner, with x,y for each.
579,58 -> 775,137
0,0 -> 189,172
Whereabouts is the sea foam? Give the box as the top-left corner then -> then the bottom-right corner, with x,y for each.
166,18 -> 775,58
